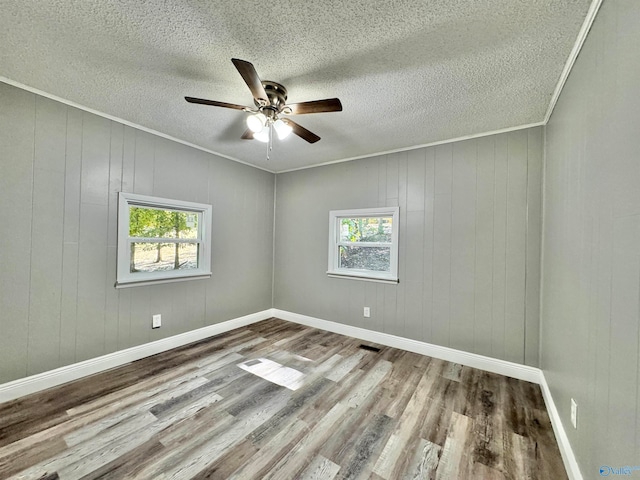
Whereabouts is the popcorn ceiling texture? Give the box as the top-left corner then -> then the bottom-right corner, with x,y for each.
0,0 -> 591,172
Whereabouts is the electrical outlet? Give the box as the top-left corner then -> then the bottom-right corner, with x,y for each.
363,307 -> 370,318
570,398 -> 578,429
152,314 -> 161,329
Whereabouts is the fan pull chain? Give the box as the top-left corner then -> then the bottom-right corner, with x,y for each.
266,123 -> 273,161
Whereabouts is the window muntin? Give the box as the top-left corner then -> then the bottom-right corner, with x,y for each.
117,193 -> 212,287
328,207 -> 399,283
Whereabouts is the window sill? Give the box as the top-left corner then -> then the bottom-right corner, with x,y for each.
327,271 -> 399,285
115,273 -> 211,289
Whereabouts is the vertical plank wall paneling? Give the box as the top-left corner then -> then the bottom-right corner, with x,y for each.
474,136 -> 495,360
0,81 -> 275,384
541,0 -> 640,476
491,135 -> 508,361
504,130 -> 528,364
274,127 -> 543,365
59,107 -> 83,366
27,97 -> 66,374
0,86 -> 34,381
450,138 -> 477,356
432,144 -> 453,349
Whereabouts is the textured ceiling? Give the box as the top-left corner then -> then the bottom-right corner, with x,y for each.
0,0 -> 592,172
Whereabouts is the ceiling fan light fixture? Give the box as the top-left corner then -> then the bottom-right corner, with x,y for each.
253,126 -> 270,143
246,112 -> 266,133
274,119 -> 293,140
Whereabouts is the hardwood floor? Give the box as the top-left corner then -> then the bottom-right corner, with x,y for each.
0,318 -> 567,479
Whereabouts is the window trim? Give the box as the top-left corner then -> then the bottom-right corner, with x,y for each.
327,206 -> 399,284
116,192 -> 212,288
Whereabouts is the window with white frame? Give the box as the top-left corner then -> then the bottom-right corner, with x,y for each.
116,192 -> 212,287
327,207 -> 399,283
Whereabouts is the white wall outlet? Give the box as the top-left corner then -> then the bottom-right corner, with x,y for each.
152,314 -> 161,329
570,398 -> 578,429
363,307 -> 371,318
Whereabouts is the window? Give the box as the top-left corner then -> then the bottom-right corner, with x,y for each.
116,192 -> 212,287
327,207 -> 399,284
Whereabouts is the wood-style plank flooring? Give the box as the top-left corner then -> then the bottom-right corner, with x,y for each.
0,318 -> 567,479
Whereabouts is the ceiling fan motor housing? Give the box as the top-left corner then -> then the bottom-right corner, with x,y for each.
257,81 -> 288,114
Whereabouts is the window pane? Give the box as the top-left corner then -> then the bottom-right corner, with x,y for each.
129,206 -> 199,239
130,242 -> 199,273
339,245 -> 390,272
339,217 -> 392,243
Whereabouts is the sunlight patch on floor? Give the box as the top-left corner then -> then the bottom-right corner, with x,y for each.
237,358 -> 305,390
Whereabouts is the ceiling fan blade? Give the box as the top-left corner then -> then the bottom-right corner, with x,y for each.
241,129 -> 254,140
231,58 -> 269,107
285,98 -> 342,115
185,97 -> 247,110
285,119 -> 321,143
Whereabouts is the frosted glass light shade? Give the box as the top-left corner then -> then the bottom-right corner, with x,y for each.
246,113 -> 266,133
253,126 -> 269,143
274,119 -> 293,139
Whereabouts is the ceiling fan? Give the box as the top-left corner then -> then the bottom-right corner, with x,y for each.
185,58 -> 342,146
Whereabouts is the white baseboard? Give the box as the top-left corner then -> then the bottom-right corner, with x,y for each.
538,371 -> 584,480
0,309 -> 273,403
272,309 -> 540,383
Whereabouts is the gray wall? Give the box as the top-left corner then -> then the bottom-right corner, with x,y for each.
0,81 -> 275,384
541,0 -> 640,475
274,127 -> 543,366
